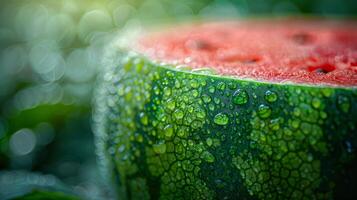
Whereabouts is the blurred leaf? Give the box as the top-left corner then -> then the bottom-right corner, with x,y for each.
7,104 -> 89,132
12,190 -> 80,200
0,171 -> 79,200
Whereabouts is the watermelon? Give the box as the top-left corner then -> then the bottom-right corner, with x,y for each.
94,19 -> 357,199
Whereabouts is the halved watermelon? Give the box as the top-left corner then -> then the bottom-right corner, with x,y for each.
94,19 -> 357,199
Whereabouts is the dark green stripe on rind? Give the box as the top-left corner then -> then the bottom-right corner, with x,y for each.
94,51 -> 357,200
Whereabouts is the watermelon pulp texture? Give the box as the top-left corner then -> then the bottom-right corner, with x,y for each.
95,20 -> 357,199
135,20 -> 357,86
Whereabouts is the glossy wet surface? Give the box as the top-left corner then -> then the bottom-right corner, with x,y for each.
135,20 -> 357,86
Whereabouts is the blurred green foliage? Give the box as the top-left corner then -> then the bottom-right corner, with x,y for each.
0,170 -> 78,199
13,191 -> 80,200
0,0 -> 356,199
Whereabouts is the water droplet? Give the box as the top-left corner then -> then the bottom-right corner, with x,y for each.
265,90 -> 278,103
153,86 -> 160,95
214,97 -> 221,104
337,95 -> 350,113
166,99 -> 176,111
175,80 -> 181,88
188,106 -> 194,113
232,89 -> 248,105
164,125 -> 174,138
206,138 -> 213,146
209,104 -> 215,111
258,104 -> 271,119
157,108 -> 166,121
214,113 -> 229,125
163,87 -> 171,97
201,151 -> 215,163
191,120 -> 203,129
208,86 -> 215,93
217,82 -> 226,90
228,82 -> 237,90
192,90 -> 199,97
153,141 -> 167,154
311,98 -> 321,109
321,88 -> 332,97
199,79 -> 207,86
202,94 -> 211,103
174,109 -> 184,120
269,118 -> 280,131
196,109 -> 206,119
177,129 -> 185,137
190,80 -> 199,89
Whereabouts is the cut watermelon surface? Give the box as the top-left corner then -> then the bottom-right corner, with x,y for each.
135,20 -> 357,86
95,19 -> 357,200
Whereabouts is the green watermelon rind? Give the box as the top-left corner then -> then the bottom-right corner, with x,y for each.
94,48 -> 357,199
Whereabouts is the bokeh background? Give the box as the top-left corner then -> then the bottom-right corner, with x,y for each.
0,0 -> 356,199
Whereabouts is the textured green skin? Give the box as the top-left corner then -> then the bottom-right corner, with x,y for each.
94,50 -> 357,200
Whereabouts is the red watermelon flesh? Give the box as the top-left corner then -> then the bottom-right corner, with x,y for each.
133,20 -> 357,86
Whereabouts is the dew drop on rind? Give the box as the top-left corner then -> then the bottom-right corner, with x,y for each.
196,109 -> 206,119
232,89 -> 249,105
201,151 -> 215,163
153,142 -> 167,154
167,99 -> 176,111
208,86 -> 215,93
192,90 -> 199,97
139,112 -> 148,125
202,94 -> 212,103
190,79 -> 199,89
174,109 -> 184,120
177,129 -> 185,137
175,80 -> 181,88
265,90 -> 278,103
269,118 -> 280,131
322,88 -> 332,97
209,104 -> 215,111
214,113 -> 229,125
206,138 -> 213,146
311,98 -> 321,109
258,104 -> 272,119
164,125 -> 174,138
214,97 -> 221,105
217,82 -> 226,90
